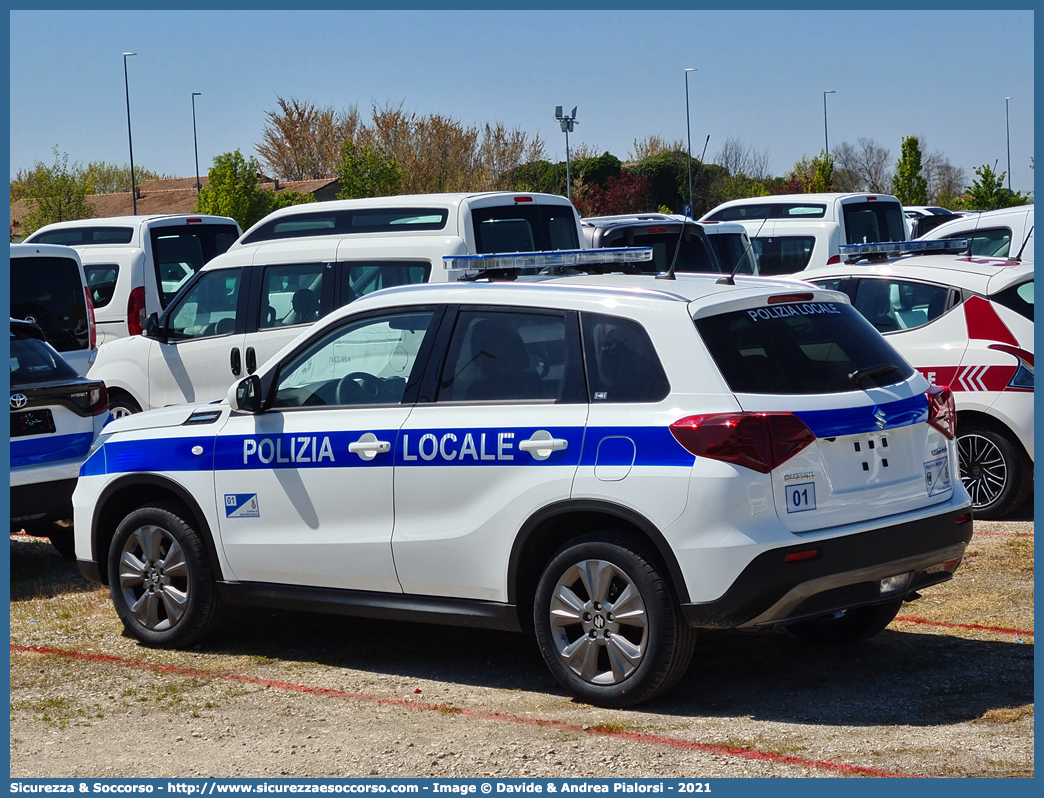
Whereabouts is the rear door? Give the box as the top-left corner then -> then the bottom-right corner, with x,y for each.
694,298 -> 954,532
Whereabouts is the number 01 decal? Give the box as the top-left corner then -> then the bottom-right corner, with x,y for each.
786,482 -> 816,514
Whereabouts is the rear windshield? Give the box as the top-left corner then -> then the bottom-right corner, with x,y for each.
150,224 -> 240,308
707,203 -> 826,222
240,208 -> 449,245
751,236 -> 816,275
708,233 -> 756,275
991,280 -> 1033,322
10,335 -> 79,385
842,201 -> 906,245
472,204 -> 579,253
28,226 -> 134,245
603,229 -> 718,273
694,301 -> 914,394
10,255 -> 89,352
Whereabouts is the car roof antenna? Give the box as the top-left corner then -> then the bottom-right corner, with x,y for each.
658,134 -> 710,280
1013,224 -> 1033,262
717,215 -> 769,286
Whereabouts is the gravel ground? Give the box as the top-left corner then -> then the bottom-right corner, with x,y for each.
9,503 -> 1034,779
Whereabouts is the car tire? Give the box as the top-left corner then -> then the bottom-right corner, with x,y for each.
108,393 -> 142,419
107,501 -> 226,648
533,533 -> 695,708
957,423 -> 1032,520
786,598 -> 904,645
46,526 -> 77,560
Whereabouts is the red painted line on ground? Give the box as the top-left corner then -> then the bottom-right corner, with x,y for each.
973,530 -> 1034,537
11,644 -> 910,779
895,616 -> 1033,637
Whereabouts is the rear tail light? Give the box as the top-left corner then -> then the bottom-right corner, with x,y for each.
988,344 -> 1034,390
826,255 -> 841,265
84,287 -> 97,350
670,412 -> 816,474
127,286 -> 146,336
926,385 -> 956,439
71,384 -> 108,415
768,293 -> 814,304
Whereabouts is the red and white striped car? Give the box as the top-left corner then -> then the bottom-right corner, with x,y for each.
805,241 -> 1033,518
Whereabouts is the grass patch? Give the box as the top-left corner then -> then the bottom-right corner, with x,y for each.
978,705 -> 1033,723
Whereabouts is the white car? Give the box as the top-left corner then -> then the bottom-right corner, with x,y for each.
903,206 -> 959,239
805,240 -> 1033,518
922,205 -> 1034,262
73,251 -> 973,708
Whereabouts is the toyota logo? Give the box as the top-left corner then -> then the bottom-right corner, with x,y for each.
11,393 -> 28,410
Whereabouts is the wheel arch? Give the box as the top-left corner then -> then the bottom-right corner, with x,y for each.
507,500 -> 690,631
91,474 -> 224,585
956,409 -> 1031,459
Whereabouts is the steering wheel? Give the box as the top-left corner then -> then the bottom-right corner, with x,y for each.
335,372 -> 383,405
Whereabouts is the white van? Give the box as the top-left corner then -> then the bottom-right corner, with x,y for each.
87,192 -> 584,413
701,193 -> 907,274
922,205 -> 1034,262
24,215 -> 241,344
9,244 -> 96,376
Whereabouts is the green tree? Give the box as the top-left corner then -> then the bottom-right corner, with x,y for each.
194,150 -> 276,230
16,147 -> 97,236
335,142 -> 404,199
84,161 -> 166,194
270,189 -> 316,212
962,164 -> 1028,211
891,137 -> 928,205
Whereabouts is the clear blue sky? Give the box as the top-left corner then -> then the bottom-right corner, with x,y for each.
9,9 -> 1036,195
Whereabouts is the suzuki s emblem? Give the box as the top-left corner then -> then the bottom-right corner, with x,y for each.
10,394 -> 28,410
873,407 -> 888,429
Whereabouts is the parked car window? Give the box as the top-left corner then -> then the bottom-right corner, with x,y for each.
992,279 -> 1034,322
708,233 -> 756,275
581,313 -> 670,402
167,269 -> 242,341
842,202 -> 906,244
240,208 -> 449,245
752,236 -> 816,275
260,263 -> 325,330
709,203 -> 827,222
10,335 -> 79,383
853,278 -> 951,333
471,206 -> 579,253
149,224 -> 241,309
84,264 -> 119,308
30,226 -> 134,245
437,309 -> 585,403
944,227 -> 1012,258
341,261 -> 431,305
695,301 -> 913,394
272,310 -> 435,408
10,255 -> 89,352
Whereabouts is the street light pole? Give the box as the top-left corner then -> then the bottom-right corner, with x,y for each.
823,90 -> 836,157
1005,96 -> 1012,192
554,106 -> 578,202
123,52 -> 138,214
192,92 -> 202,194
685,68 -> 696,218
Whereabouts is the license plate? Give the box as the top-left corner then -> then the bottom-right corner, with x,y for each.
10,408 -> 56,438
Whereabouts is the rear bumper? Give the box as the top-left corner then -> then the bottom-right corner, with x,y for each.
681,509 -> 973,629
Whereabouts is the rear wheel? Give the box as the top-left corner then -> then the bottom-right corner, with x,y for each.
957,423 -> 1031,519
786,599 -> 903,645
108,392 -> 142,419
533,534 -> 695,708
107,501 -> 225,647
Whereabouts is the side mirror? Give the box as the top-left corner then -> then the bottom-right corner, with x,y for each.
228,374 -> 263,414
144,312 -> 164,342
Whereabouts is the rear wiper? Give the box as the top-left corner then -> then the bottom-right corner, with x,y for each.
848,364 -> 898,387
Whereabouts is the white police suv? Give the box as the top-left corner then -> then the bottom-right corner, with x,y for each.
72,250 -> 973,707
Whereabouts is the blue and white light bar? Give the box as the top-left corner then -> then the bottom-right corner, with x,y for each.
443,247 -> 654,271
839,239 -> 969,259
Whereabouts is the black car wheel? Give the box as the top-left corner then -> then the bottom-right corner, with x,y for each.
957,424 -> 1031,519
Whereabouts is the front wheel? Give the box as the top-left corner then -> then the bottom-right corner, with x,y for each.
107,501 -> 225,647
786,599 -> 904,645
533,534 -> 695,708
957,424 -> 1031,519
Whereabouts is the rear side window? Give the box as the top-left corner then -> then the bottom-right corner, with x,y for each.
10,256 -> 89,352
842,201 -> 906,245
471,205 -> 579,253
29,227 -> 134,245
240,208 -> 448,245
341,261 -> 431,305
581,313 -> 670,402
10,336 -> 79,384
752,236 -> 816,275
437,309 -> 585,403
944,227 -> 1012,258
149,224 -> 241,308
708,203 -> 826,222
992,280 -> 1033,322
84,264 -> 119,308
853,279 -> 952,333
695,302 -> 914,394
260,264 -> 326,329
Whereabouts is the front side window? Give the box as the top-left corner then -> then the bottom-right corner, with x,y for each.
853,279 -> 952,333
341,261 -> 431,305
167,269 -> 242,341
149,224 -> 241,308
842,201 -> 906,245
272,310 -> 435,408
10,256 -> 89,352
695,302 -> 914,395
437,309 -> 585,403
84,264 -> 120,308
260,263 -> 325,329
581,313 -> 670,403
471,205 -> 579,253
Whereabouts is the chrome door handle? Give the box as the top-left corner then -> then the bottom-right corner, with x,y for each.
519,430 -> 568,461
348,433 -> 391,461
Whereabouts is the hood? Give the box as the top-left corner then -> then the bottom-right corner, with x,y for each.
103,402 -> 227,434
